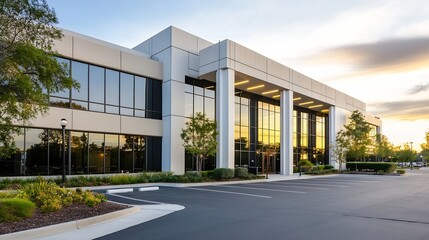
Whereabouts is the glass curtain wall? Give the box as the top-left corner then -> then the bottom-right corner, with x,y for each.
50,57 -> 162,119
0,128 -> 162,176
293,107 -> 328,166
184,77 -> 216,171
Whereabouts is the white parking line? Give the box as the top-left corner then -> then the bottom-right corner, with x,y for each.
185,187 -> 272,198
108,193 -> 168,205
249,183 -> 329,190
217,185 -> 306,194
279,182 -> 349,188
300,179 -> 362,185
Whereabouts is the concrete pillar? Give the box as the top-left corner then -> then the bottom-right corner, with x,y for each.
216,68 -> 235,169
280,90 -> 293,175
328,106 -> 339,168
162,79 -> 186,175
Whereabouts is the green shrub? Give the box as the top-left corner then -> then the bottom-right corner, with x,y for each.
313,165 -> 324,171
212,168 -> 234,180
308,169 -> 339,175
323,165 -> 334,170
0,198 -> 36,222
18,177 -> 106,212
234,167 -> 249,179
346,162 -> 396,173
298,160 -> 313,172
201,170 -> 214,178
397,169 -> 405,174
293,166 -> 299,173
0,191 -> 18,199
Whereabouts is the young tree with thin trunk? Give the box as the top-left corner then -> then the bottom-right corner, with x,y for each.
180,112 -> 217,173
0,0 -> 78,157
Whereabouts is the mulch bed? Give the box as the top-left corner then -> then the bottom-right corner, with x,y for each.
0,202 -> 128,235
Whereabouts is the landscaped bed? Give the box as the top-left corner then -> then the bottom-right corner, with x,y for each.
0,201 -> 127,235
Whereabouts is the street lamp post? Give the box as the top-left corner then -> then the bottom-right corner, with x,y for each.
61,118 -> 67,184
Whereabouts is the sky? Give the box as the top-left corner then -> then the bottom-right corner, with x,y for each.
45,0 -> 429,151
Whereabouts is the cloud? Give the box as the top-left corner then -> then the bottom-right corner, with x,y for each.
302,37 -> 429,76
368,99 -> 429,120
409,83 -> 429,94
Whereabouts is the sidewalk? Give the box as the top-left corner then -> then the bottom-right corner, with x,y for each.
1,173 -> 329,240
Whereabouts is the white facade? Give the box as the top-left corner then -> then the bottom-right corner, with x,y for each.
26,26 -> 381,175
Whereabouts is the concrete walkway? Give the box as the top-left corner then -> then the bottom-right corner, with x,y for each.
1,173 -> 331,240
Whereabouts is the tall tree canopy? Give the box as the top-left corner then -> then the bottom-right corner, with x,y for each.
0,0 -> 78,157
337,110 -> 372,161
180,112 -> 217,172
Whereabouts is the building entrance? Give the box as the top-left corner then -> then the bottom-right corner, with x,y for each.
261,150 -> 280,174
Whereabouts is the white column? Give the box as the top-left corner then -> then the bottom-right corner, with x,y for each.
162,80 -> 186,174
328,106 -> 339,168
216,68 -> 235,169
280,90 -> 293,175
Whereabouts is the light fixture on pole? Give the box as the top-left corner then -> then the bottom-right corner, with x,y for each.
61,118 -> 67,184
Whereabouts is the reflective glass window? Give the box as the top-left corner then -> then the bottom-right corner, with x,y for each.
194,95 -> 203,115
70,131 -> 88,174
120,73 -> 134,108
89,65 -> 104,103
88,133 -> 104,174
134,136 -> 146,172
241,105 -> 249,126
106,69 -> 119,106
71,61 -> 88,101
134,76 -> 146,110
25,128 -> 48,175
185,93 -> 193,118
120,135 -> 133,173
49,129 -> 68,175
105,134 -> 119,173
52,58 -> 70,98
205,97 -> 215,121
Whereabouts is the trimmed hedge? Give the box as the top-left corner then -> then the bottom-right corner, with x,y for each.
212,168 -> 234,180
323,165 -> 334,170
234,167 -> 249,178
346,162 -> 396,173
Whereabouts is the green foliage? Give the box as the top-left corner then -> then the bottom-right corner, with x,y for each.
397,169 -> 405,174
374,134 -> 394,161
180,112 -> 217,172
212,168 -> 234,180
0,198 -> 35,222
337,110 -> 372,162
346,162 -> 396,173
307,169 -> 339,175
234,167 -> 257,179
298,160 -> 313,172
0,0 -> 78,157
396,143 -> 416,162
323,165 -> 334,170
17,177 -> 105,212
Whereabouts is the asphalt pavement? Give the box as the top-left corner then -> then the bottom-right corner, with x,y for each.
95,169 -> 429,240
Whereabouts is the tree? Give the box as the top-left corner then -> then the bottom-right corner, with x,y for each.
373,134 -> 394,161
330,130 -> 348,170
180,112 -> 217,173
420,130 -> 429,162
397,143 -> 416,163
0,0 -> 78,157
338,110 -> 372,161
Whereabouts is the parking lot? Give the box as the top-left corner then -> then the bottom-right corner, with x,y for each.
97,171 -> 429,240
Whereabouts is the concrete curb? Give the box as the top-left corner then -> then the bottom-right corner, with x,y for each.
1,206 -> 139,240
